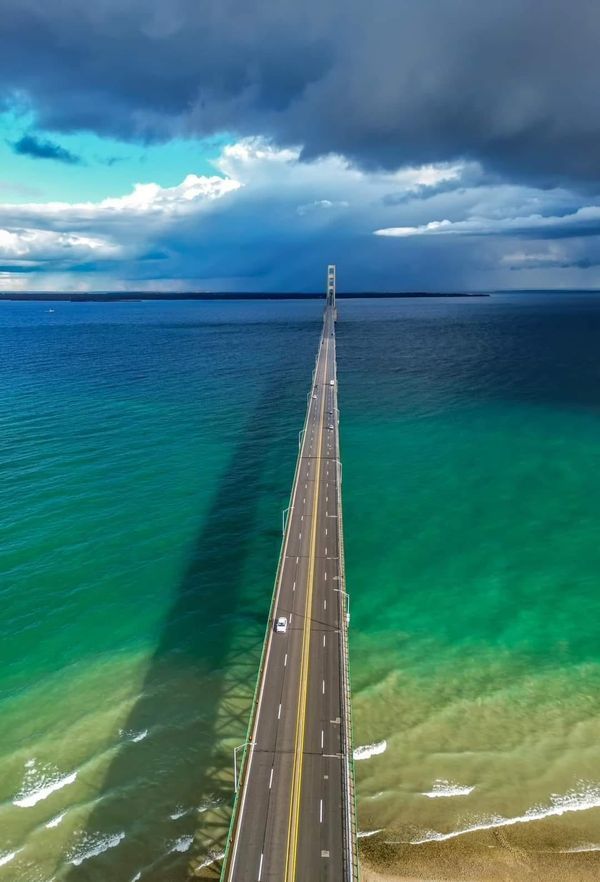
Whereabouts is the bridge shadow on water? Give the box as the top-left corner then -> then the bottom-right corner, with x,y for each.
63,365 -> 300,882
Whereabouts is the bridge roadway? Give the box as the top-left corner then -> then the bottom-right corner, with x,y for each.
221,304 -> 355,882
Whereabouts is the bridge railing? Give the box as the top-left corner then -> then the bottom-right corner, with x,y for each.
219,321 -> 327,881
333,337 -> 360,882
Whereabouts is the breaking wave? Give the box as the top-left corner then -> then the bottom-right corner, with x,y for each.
196,849 -> 225,870
69,831 -> 126,866
120,728 -> 148,743
169,806 -> 189,820
46,811 -> 67,828
0,850 -> 21,868
354,740 -> 387,761
422,779 -> 475,798
411,784 -> 600,844
13,760 -> 78,808
168,835 -> 193,854
197,794 -> 225,813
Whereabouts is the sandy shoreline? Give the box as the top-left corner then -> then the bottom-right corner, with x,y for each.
361,852 -> 600,882
358,820 -> 600,882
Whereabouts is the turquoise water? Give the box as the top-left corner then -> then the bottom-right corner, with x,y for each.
2,295 -> 600,880
0,300 -> 322,880
340,295 -> 600,878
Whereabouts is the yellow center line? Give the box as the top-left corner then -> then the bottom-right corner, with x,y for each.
284,327 -> 329,881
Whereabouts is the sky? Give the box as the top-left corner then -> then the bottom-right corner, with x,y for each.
1,0 -> 600,292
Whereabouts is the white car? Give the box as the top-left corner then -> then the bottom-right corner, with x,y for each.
275,616 -> 288,634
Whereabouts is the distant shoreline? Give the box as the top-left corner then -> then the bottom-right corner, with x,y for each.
0,291 -> 489,302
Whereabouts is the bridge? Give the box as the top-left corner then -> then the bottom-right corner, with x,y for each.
220,266 -> 358,881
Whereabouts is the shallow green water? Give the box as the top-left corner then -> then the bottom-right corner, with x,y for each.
339,295 -> 600,865
2,295 -> 600,879
0,300 -> 321,880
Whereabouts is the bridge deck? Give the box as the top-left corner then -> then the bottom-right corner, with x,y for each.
221,305 -> 356,882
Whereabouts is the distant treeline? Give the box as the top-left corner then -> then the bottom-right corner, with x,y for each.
0,291 -> 489,302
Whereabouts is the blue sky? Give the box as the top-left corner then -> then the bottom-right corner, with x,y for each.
1,0 -> 600,292
0,108 -> 227,203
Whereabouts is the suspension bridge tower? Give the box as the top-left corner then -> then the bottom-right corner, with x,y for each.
327,264 -> 336,318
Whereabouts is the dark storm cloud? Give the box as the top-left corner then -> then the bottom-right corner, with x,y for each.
12,133 -> 81,164
2,0 -> 600,187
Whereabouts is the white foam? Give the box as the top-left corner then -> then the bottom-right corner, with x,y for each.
358,828 -> 383,839
0,850 -> 21,868
70,832 -> 125,866
196,850 -> 225,869
197,794 -> 224,813
354,740 -> 387,761
46,812 -> 67,829
410,784 -> 600,844
14,761 -> 78,808
131,873 -> 142,881
169,807 -> 189,820
169,835 -> 193,854
119,728 -> 148,743
422,779 -> 475,798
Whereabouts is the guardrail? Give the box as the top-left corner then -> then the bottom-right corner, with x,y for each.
220,305 -> 358,881
332,330 -> 360,882
219,316 -> 328,882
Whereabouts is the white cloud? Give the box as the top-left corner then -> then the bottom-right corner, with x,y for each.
0,168 -> 243,271
375,219 -> 454,237
2,137 -> 600,291
0,227 -> 119,260
220,139 -> 301,167
100,173 -> 240,213
374,205 -> 600,238
296,199 -> 349,216
2,173 -> 240,222
391,163 -> 464,189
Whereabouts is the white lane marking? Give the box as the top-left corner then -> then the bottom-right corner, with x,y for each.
303,498 -> 305,504
229,361 -> 316,879
321,729 -> 324,749
326,496 -> 328,502
293,580 -> 296,590
269,768 -> 274,789
278,703 -> 282,719
301,514 -> 304,521
258,852 -> 264,881
325,528 -> 328,537
299,532 -> 302,540
320,799 -> 323,823
284,653 -> 288,667
290,613 -> 293,623
324,571 -> 327,580
323,634 -> 326,647
325,547 -> 328,556
322,679 -> 325,694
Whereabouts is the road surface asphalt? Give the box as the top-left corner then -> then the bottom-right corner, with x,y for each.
223,305 -> 352,882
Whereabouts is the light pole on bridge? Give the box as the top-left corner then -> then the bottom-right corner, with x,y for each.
334,587 -> 351,625
233,741 -> 251,792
